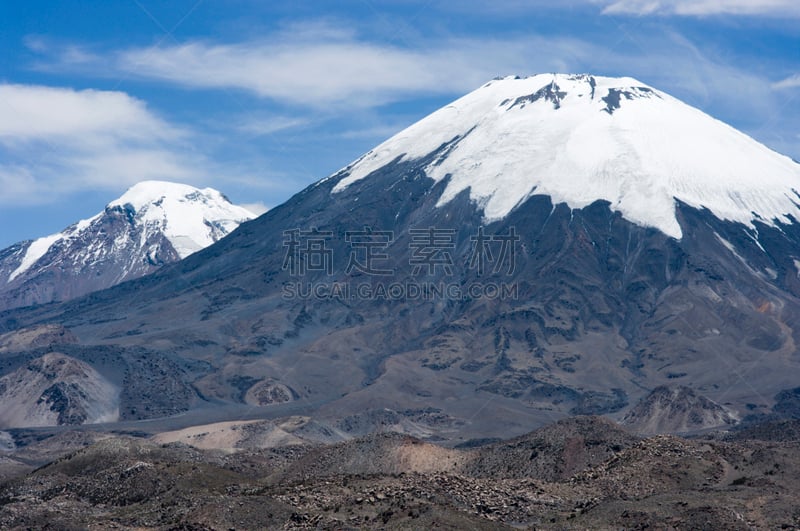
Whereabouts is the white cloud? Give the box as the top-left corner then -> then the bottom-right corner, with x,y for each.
0,84 -> 201,204
31,19 -> 789,121
114,41 -> 487,107
39,25 -> 787,125
0,84 -> 179,141
0,165 -> 38,202
773,74 -> 800,90
240,202 -> 269,216
410,0 -> 800,17
38,28 -> 555,108
600,0 -> 800,16
235,116 -> 309,136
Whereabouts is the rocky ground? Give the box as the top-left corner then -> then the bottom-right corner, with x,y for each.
1,417 -> 800,529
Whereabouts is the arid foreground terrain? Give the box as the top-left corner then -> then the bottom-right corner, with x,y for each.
2,416 -> 800,530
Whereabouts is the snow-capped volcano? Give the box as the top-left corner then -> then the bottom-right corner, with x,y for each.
6,74 -> 800,439
335,74 -> 800,239
0,181 -> 254,310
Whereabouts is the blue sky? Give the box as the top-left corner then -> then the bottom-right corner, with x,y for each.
0,0 -> 798,248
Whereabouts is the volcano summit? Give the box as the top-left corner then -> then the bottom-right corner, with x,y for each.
336,74 -> 800,239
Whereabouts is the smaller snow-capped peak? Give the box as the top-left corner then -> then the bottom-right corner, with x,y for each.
106,180 -> 254,258
6,181 -> 254,285
333,73 -> 800,239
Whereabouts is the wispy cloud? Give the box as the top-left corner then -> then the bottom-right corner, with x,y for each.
113,40 -> 519,107
599,0 -> 800,17
30,22 -> 784,121
30,27 -> 565,108
421,0 -> 800,17
0,84 -> 202,204
773,73 -> 800,90
234,115 -> 310,137
240,202 -> 269,216
0,84 -> 179,141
